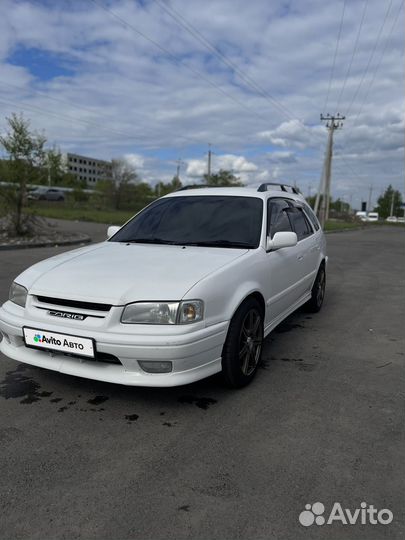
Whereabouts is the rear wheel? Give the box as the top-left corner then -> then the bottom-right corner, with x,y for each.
306,264 -> 326,312
222,298 -> 264,388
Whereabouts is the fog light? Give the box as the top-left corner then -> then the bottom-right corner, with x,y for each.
138,361 -> 173,373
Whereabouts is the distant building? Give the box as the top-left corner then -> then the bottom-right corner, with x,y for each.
64,153 -> 112,186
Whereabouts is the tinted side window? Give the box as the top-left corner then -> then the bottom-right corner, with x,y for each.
287,207 -> 313,241
268,199 -> 293,239
304,205 -> 320,231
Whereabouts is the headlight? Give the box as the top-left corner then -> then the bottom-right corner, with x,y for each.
121,300 -> 204,325
9,282 -> 28,308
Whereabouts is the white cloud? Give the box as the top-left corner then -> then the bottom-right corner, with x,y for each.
258,120 -> 324,149
0,0 -> 402,208
267,151 -> 298,163
124,153 -> 145,169
186,154 -> 257,179
186,159 -> 207,178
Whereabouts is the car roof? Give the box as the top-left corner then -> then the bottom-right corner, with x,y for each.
164,186 -> 305,204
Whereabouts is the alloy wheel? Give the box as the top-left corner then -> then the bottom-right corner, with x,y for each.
238,308 -> 263,376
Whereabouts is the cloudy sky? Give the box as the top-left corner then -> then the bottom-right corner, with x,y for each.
0,0 -> 403,208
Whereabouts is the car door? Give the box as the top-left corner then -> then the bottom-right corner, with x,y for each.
286,204 -> 318,298
263,197 -> 303,325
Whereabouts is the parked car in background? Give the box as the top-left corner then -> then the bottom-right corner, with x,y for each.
28,187 -> 65,201
367,212 -> 379,222
386,216 -> 397,223
397,217 -> 405,224
355,211 -> 369,222
0,184 -> 327,389
355,211 -> 379,222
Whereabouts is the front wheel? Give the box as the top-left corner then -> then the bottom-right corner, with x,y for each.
221,298 -> 264,388
306,264 -> 326,312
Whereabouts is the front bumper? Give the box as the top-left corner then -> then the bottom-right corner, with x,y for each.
0,302 -> 227,387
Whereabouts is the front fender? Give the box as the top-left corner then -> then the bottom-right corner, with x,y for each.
183,250 -> 266,328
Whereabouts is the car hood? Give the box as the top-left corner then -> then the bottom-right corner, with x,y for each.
18,242 -> 248,304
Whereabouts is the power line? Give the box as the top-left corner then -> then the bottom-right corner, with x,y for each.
0,95 -> 210,148
345,0 -> 394,117
152,0 -> 296,121
323,0 -> 347,113
335,0 -> 368,112
0,96 -> 134,140
352,0 -> 404,125
88,0 -> 278,126
89,0 -> 362,184
151,0 -> 368,183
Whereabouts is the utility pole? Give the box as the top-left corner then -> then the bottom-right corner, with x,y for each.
175,158 -> 185,180
47,154 -> 51,186
207,143 -> 212,181
314,113 -> 345,227
368,184 -> 373,213
389,190 -> 395,217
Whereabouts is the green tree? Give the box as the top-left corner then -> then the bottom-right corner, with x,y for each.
101,158 -> 140,210
203,169 -> 243,187
0,113 -> 46,234
154,176 -> 182,197
376,185 -> 403,218
330,198 -> 350,214
44,146 -> 82,187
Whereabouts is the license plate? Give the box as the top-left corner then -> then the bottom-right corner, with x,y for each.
23,327 -> 95,358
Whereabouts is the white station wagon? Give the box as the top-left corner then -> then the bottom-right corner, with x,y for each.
0,184 -> 327,388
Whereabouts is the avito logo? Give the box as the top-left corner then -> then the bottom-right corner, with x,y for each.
299,502 -> 393,527
33,334 -> 62,346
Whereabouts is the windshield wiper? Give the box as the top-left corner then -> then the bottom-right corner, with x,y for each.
124,238 -> 180,245
182,240 -> 254,249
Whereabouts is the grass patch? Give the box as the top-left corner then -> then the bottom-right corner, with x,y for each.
324,221 -> 362,231
26,205 -> 136,225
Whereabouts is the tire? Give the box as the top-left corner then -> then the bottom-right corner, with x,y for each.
305,264 -> 326,313
221,298 -> 264,388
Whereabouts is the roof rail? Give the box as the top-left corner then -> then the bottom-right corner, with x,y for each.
177,184 -> 211,191
257,182 -> 301,195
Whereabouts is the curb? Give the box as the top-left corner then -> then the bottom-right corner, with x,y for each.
0,234 -> 91,251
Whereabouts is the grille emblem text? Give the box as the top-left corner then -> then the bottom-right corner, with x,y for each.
48,310 -> 86,321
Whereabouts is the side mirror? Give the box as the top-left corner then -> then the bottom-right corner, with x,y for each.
107,225 -> 120,239
266,231 -> 298,251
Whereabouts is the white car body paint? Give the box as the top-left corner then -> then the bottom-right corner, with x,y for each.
0,187 -> 327,387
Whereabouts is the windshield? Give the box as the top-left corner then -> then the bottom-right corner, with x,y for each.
111,195 -> 263,249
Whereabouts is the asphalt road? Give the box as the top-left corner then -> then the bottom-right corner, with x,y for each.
0,226 -> 404,540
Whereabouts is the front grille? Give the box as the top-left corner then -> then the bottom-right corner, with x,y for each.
62,351 -> 122,365
94,352 -> 122,364
36,295 -> 112,312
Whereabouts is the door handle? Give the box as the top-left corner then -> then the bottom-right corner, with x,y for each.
297,255 -> 304,261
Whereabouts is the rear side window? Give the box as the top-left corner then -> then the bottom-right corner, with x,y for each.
267,199 -> 293,238
304,205 -> 320,231
287,207 -> 313,241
